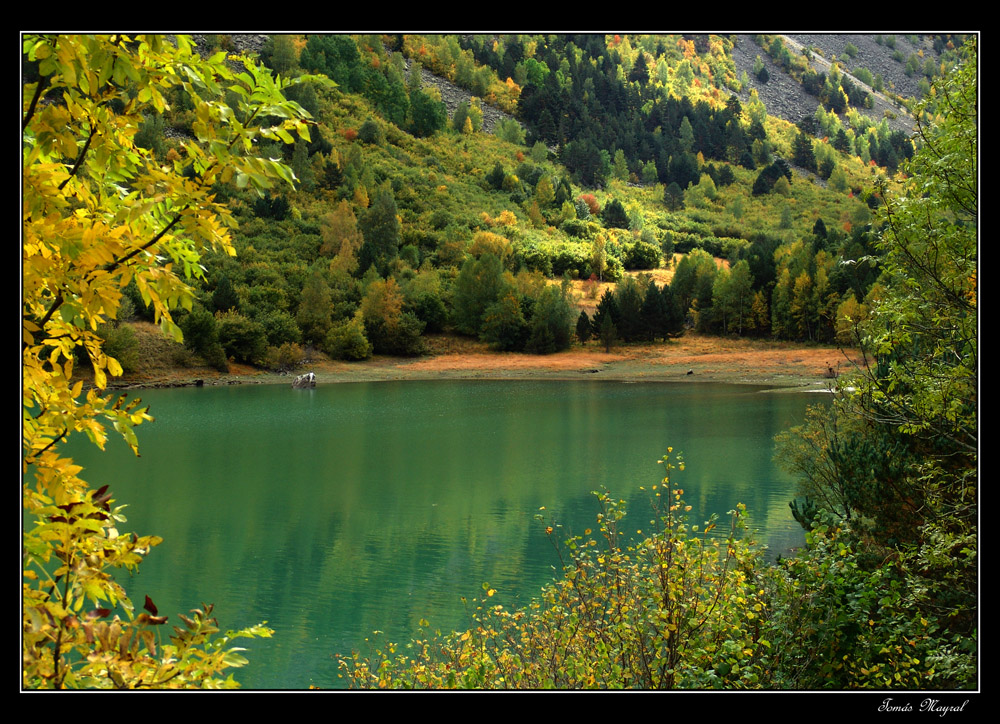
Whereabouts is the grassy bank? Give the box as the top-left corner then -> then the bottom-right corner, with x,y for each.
105,322 -> 860,391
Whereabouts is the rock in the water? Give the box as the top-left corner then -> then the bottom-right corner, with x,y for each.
292,372 -> 316,389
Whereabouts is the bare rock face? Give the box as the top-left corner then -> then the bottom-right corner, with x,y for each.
292,372 -> 316,389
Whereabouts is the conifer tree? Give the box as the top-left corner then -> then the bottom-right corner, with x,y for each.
575,310 -> 592,344
358,187 -> 401,275
614,275 -> 645,342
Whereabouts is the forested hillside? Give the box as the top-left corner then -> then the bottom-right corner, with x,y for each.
22,32 -> 968,376
74,32 -> 967,377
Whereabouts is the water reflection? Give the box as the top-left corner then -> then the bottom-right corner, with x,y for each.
61,380 -> 823,689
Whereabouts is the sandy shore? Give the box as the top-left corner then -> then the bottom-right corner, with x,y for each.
116,332 -> 862,392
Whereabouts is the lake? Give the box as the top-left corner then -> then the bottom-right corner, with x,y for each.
59,379 -> 823,689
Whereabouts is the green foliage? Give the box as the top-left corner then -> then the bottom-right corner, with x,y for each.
358,116 -> 384,145
711,259 -> 754,335
613,275 -> 645,342
494,117 -> 526,146
408,87 -> 447,138
262,341 -> 305,372
752,158 -> 792,196
179,305 -> 228,372
216,311 -> 268,365
663,181 -> 685,211
590,287 -> 619,344
792,131 -> 816,172
133,112 -> 167,159
622,240 -> 661,270
601,198 -> 629,229
575,310 -> 591,344
295,272 -> 334,344
524,284 -> 572,354
774,40 -> 978,689
21,33 -> 319,689
452,253 -> 508,336
358,187 -> 401,275
324,312 -> 372,361
670,248 -> 716,314
256,308 -> 301,348
211,274 -> 239,314
763,515 -> 974,689
300,35 -> 362,92
96,323 -> 140,375
480,291 -> 529,351
261,34 -> 298,75
360,277 -> 425,356
337,452 -> 770,689
598,312 -> 618,352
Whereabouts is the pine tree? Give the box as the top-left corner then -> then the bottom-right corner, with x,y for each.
525,285 -> 572,354
601,198 -> 629,229
614,275 -> 645,342
663,182 -> 685,211
575,310 -> 592,344
598,313 -> 617,352
792,131 -> 817,172
358,187 -> 401,275
591,287 -> 620,339
212,274 -> 239,314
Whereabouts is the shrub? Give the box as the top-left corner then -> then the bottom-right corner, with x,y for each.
323,313 -> 372,361
179,306 -> 228,372
256,309 -> 302,348
365,311 -> 425,356
480,292 -> 530,351
133,112 -> 167,159
761,515 -> 975,689
560,218 -> 594,239
578,193 -> 600,216
262,342 -> 305,372
550,244 -> 590,278
216,311 -> 268,365
623,240 -> 662,270
513,243 -> 553,276
337,452 -> 769,689
358,116 -> 384,145
408,290 -> 447,333
97,323 -> 140,375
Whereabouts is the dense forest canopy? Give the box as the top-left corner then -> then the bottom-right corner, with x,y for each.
86,31 -> 970,369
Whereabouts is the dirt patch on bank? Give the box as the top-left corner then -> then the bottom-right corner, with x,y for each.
112,327 -> 861,392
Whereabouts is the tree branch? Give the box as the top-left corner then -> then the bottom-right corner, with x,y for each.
102,211 -> 186,275
23,73 -> 49,131
57,125 -> 98,192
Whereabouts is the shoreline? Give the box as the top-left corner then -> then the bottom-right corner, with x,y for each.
109,333 -> 860,394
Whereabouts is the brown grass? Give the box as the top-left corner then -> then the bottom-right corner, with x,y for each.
106,320 -> 859,391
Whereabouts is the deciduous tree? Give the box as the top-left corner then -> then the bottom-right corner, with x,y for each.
775,40 -> 978,688
452,253 -> 509,336
22,34 -> 324,688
